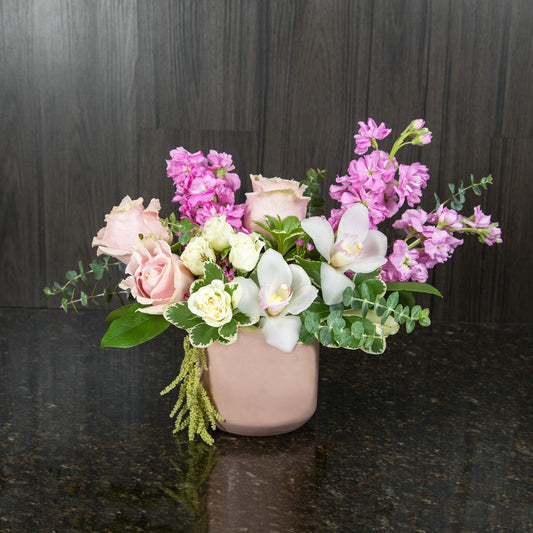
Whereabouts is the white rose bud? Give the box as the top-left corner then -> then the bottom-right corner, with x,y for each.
229,232 -> 265,272
181,236 -> 216,276
202,215 -> 235,251
187,279 -> 233,327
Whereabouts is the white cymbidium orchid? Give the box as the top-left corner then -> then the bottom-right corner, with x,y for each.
234,249 -> 318,353
301,204 -> 388,305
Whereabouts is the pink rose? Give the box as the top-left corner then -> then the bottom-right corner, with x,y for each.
92,196 -> 171,264
119,238 -> 194,314
243,174 -> 310,233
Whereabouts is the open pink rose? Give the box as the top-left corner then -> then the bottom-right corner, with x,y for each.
120,238 -> 194,314
92,196 -> 171,264
243,174 -> 310,234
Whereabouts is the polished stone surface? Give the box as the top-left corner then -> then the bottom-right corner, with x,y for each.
1,309 -> 532,532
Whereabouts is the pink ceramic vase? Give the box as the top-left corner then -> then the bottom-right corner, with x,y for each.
202,328 -> 319,437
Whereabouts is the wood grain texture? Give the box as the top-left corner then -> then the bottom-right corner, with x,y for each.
0,0 -> 531,323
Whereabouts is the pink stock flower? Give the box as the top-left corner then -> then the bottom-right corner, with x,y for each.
396,162 -> 430,207
354,118 -> 392,155
207,150 -> 241,191
92,196 -> 171,264
393,209 -> 429,235
120,238 -> 194,314
463,205 -> 503,245
381,240 -> 428,283
167,147 -> 244,229
330,150 -> 398,228
244,175 -> 310,234
420,227 -> 463,268
427,205 -> 463,231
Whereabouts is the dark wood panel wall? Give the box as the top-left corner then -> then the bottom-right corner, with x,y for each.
1,0 -> 531,323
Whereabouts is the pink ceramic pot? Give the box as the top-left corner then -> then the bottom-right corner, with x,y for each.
202,328 -> 319,437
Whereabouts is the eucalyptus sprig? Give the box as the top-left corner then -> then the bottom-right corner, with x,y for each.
163,212 -> 199,255
43,256 -> 127,312
297,259 -> 436,354
302,168 -> 326,217
433,174 -> 493,213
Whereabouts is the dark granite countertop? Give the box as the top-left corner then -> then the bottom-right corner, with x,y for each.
0,309 -> 531,532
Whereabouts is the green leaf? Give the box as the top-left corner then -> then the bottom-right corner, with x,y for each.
358,279 -> 386,300
219,321 -> 238,342
386,291 -> 399,309
264,214 -> 283,230
203,262 -> 225,283
351,320 -> 364,339
304,312 -> 321,332
318,326 -> 335,346
66,270 -> 78,283
327,315 -> 345,335
189,322 -> 220,348
353,268 -> 381,285
164,302 -> 203,330
80,291 -> 88,306
386,281 -> 443,298
299,326 -> 315,345
90,259 -> 105,280
101,307 -> 170,348
294,257 -> 322,286
105,303 -> 138,324
281,216 -> 301,233
232,312 -> 259,327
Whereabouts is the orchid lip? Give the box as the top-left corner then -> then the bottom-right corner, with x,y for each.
259,282 -> 292,316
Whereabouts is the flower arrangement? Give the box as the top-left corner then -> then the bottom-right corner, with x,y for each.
45,118 -> 502,444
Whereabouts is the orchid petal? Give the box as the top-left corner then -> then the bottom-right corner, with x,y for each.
261,315 -> 302,353
234,277 -> 263,317
320,263 -> 355,305
336,204 -> 369,243
257,248 -> 292,288
301,216 -> 335,262
341,230 -> 388,273
283,264 -> 319,315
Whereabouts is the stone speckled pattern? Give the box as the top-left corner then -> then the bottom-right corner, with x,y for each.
1,309 -> 531,532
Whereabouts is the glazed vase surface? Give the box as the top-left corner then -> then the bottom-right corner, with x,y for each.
203,329 -> 319,436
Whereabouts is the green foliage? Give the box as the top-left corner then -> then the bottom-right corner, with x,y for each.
433,174 -> 493,212
101,304 -> 171,348
251,215 -> 307,258
294,257 -> 321,286
385,281 -> 443,298
164,262 -> 258,348
302,168 -> 326,217
43,256 -> 128,311
299,276 -> 432,354
160,336 -> 224,445
164,212 -> 199,253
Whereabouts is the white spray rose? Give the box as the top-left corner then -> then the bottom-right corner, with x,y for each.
202,215 -> 235,251
187,279 -> 233,327
181,236 -> 216,276
229,232 -> 265,272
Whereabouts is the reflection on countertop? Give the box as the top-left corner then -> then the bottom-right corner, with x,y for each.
0,309 -> 532,532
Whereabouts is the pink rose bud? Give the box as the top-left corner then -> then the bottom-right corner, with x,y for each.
243,174 -> 310,234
